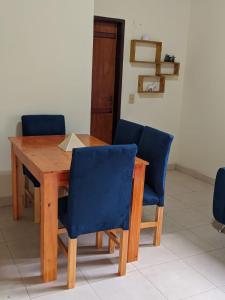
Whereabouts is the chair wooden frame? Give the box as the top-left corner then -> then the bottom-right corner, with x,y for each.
58,228 -> 129,289
23,177 -> 68,224
23,175 -> 41,223
140,206 -> 164,246
103,206 -> 164,250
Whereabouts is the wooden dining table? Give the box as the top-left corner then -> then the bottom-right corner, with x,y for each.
9,134 -> 148,282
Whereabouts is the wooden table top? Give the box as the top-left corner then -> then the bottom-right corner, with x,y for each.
9,134 -> 148,174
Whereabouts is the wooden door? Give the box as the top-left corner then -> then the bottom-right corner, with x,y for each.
91,21 -> 118,144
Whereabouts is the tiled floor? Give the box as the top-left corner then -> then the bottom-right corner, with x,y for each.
1,170 -> 225,299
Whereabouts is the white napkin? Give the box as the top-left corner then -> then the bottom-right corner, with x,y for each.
58,133 -> 85,151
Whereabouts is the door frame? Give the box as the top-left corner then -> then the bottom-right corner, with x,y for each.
92,16 -> 125,139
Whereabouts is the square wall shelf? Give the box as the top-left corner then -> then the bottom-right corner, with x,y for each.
130,40 -> 162,64
156,62 -> 180,76
138,75 -> 165,94
130,39 -> 180,95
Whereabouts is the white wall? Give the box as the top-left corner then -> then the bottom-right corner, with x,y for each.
94,0 -> 191,163
0,0 -> 94,197
3,0 -> 220,198
179,0 -> 225,178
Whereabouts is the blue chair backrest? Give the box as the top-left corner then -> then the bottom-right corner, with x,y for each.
21,115 -> 65,136
113,119 -> 144,145
66,144 -> 137,238
138,126 -> 173,205
213,168 -> 225,224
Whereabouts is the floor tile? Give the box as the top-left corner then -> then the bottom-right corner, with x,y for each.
32,285 -> 100,300
7,235 -> 40,265
91,271 -> 165,300
142,203 -> 186,234
165,195 -> 187,211
172,190 -> 213,209
77,232 -> 109,248
0,171 -> 222,299
132,244 -> 178,270
0,244 -> 25,293
1,221 -> 39,243
218,285 -> 225,294
184,288 -> 225,299
190,224 -> 225,249
19,254 -> 88,299
165,207 -> 210,229
185,248 -> 225,286
139,227 -> 154,244
176,176 -> 213,194
141,260 -> 214,300
0,286 -> 30,300
0,206 -> 15,228
162,230 -> 216,258
166,171 -> 213,193
163,215 -> 186,233
166,183 -> 192,197
74,243 -> 135,284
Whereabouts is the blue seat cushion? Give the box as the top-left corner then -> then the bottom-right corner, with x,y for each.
143,183 -> 160,206
23,166 -> 40,187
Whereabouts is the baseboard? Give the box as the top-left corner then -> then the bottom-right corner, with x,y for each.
175,164 -> 214,185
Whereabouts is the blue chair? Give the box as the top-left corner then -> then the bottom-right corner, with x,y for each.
21,115 -> 65,222
58,144 -> 137,288
113,119 -> 144,145
213,168 -> 225,232
138,126 -> 173,246
22,115 -> 65,137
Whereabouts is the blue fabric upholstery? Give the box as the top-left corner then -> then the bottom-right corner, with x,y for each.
21,115 -> 66,187
143,184 -> 160,206
113,119 -> 144,145
22,115 -> 65,136
58,144 -> 137,239
138,126 -> 173,207
213,168 -> 225,225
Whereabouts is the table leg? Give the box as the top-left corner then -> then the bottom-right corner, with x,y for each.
40,173 -> 58,282
11,146 -> 23,220
127,164 -> 146,262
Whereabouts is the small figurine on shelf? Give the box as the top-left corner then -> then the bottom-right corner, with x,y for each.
164,54 -> 176,62
164,54 -> 171,62
170,55 -> 175,62
146,82 -> 158,92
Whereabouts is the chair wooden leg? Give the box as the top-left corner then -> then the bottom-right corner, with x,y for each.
108,236 -> 115,254
34,187 -> 41,223
67,238 -> 77,289
118,230 -> 129,276
96,231 -> 103,249
153,206 -> 164,246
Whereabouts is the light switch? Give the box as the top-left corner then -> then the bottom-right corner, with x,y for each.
129,94 -> 135,104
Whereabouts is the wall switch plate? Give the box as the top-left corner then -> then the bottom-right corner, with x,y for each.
129,94 -> 135,104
